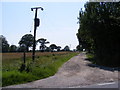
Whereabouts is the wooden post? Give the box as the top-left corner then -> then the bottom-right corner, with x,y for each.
23,51 -> 26,64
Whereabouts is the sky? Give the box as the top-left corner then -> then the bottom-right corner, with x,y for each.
1,1 -> 88,50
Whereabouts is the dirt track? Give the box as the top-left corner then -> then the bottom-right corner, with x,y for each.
4,52 -> 119,88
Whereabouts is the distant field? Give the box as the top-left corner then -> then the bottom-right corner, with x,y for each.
2,52 -> 69,61
2,51 -> 79,86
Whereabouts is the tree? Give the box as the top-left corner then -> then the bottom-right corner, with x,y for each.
0,35 -> 9,52
17,45 -> 26,52
37,38 -> 49,52
9,45 -> 17,52
45,47 -> 51,52
77,2 -> 120,66
56,46 -> 61,51
18,34 -> 34,52
64,45 -> 70,51
76,45 -> 83,51
49,44 -> 57,52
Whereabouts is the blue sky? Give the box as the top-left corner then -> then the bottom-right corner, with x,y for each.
1,1 -> 87,50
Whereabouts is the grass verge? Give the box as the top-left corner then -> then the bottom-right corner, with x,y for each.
86,53 -> 96,64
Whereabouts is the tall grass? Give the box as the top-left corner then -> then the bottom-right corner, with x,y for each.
2,52 -> 78,86
2,71 -> 38,86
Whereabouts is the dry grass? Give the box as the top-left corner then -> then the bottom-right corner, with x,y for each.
2,52 -> 70,61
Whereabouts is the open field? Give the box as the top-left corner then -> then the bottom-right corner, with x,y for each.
2,52 -> 79,86
2,52 -> 70,61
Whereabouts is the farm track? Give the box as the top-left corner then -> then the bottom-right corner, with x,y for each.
4,52 -> 119,88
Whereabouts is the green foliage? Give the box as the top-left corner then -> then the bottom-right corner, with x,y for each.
77,2 -> 120,67
76,45 -> 83,51
18,34 -> 34,52
18,63 -> 26,72
0,71 -> 2,87
86,53 -> 96,64
2,71 -> 38,86
2,52 -> 78,86
63,46 -> 70,51
49,44 -> 57,52
0,35 -> 9,52
9,45 -> 17,52
37,38 -> 49,52
56,46 -> 61,52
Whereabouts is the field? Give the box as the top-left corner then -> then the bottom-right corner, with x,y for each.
2,52 -> 79,86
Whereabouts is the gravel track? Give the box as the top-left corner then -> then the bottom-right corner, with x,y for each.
4,52 -> 119,88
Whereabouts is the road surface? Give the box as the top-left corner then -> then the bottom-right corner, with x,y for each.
69,81 -> 119,88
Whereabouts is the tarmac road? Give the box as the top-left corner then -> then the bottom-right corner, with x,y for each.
69,81 -> 119,88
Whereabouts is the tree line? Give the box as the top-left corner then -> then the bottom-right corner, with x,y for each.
77,2 -> 120,67
0,34 -> 70,52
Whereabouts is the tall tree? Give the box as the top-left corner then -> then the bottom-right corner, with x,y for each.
37,38 -> 49,52
0,35 -> 9,52
18,34 -> 34,52
49,44 -> 57,52
76,45 -> 83,51
56,46 -> 61,51
9,45 -> 17,52
17,45 -> 26,52
77,2 -> 120,66
64,45 -> 70,51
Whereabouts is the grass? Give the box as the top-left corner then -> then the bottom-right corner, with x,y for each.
2,52 -> 79,86
86,53 -> 96,64
2,71 -> 38,86
0,71 -> 2,87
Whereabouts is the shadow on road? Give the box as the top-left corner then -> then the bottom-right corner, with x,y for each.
84,54 -> 120,72
86,63 -> 120,72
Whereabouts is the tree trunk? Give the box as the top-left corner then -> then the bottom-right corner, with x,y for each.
26,46 -> 29,52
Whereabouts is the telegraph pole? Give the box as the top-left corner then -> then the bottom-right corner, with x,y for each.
31,7 -> 43,62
